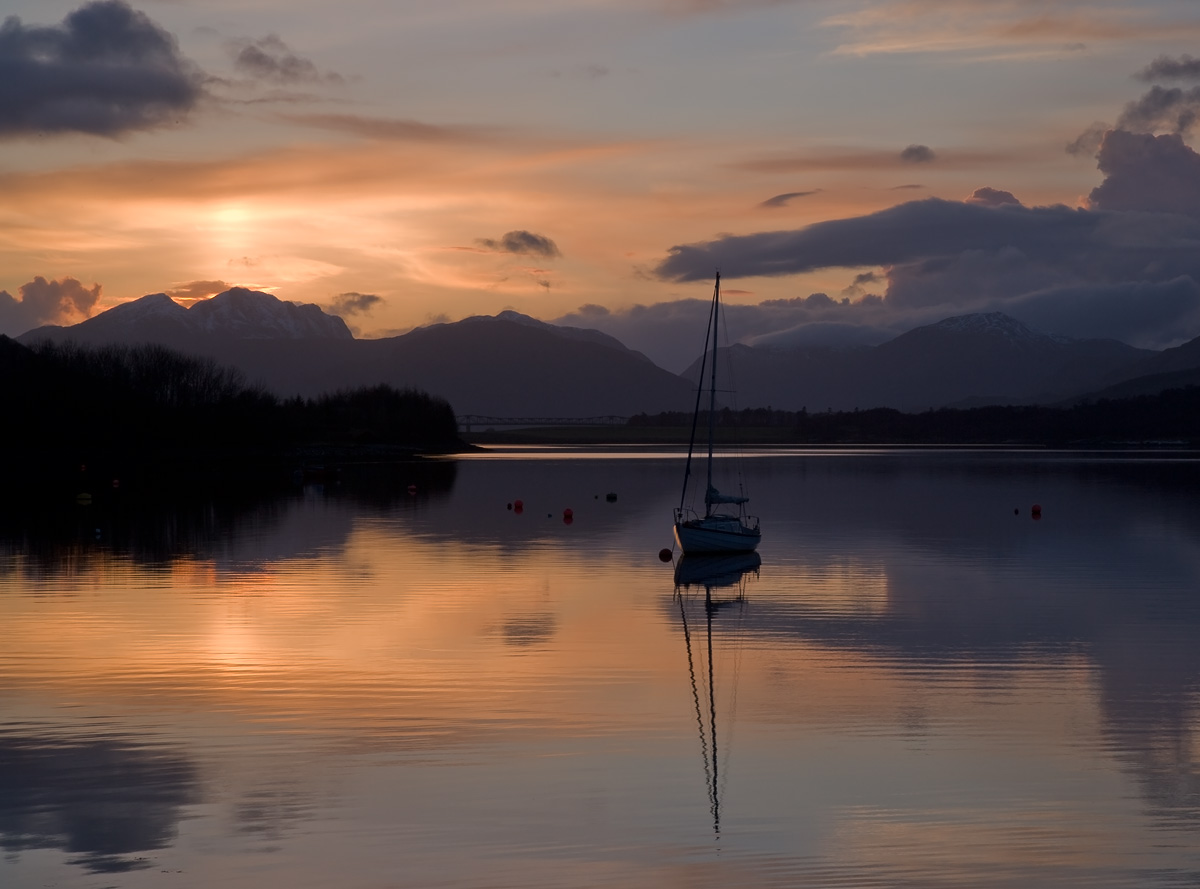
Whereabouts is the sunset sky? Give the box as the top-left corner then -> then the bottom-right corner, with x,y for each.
4,0 -> 1200,368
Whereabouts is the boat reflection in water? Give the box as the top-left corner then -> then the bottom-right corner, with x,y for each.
672,552 -> 760,836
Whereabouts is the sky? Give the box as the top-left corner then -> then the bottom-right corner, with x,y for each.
3,0 -> 1200,370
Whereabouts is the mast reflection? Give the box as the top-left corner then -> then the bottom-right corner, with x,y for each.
673,552 -> 760,837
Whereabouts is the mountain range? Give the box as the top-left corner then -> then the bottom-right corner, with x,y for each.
19,289 -> 695,416
19,289 -> 1200,417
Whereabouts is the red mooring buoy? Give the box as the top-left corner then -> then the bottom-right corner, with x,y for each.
658,548 -> 673,563
1032,503 -> 1042,520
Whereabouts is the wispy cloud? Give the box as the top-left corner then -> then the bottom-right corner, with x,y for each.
476,230 -> 562,259
163,280 -> 231,302
735,146 -> 1015,174
229,35 -> 345,86
759,190 -> 820,208
280,113 -> 494,142
824,1 -> 1200,58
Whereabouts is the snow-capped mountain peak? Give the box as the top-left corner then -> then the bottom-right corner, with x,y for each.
188,288 -> 352,339
925,312 -> 1045,341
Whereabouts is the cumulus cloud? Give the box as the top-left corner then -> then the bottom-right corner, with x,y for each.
476,230 -> 562,259
229,35 -> 343,85
330,291 -> 383,315
1115,85 -> 1200,136
900,144 -> 936,163
0,1 -> 203,138
1088,130 -> 1200,217
965,187 -> 1021,207
0,276 -> 101,335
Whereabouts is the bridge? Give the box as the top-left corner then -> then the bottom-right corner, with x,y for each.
458,415 -> 629,432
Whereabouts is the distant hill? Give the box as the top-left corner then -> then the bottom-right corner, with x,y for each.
20,294 -> 696,416
684,313 -> 1153,411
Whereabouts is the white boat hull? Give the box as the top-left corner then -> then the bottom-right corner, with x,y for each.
674,518 -> 761,554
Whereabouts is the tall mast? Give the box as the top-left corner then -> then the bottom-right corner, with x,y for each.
705,272 -> 720,516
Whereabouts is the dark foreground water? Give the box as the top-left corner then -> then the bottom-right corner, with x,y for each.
3,448 -> 1200,888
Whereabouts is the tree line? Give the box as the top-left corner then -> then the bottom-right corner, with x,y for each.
629,388 -> 1200,445
0,337 -> 462,461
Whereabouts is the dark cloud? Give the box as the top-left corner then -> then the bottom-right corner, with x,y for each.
965,187 -> 1022,207
1137,54 -> 1200,83
656,198 -> 1108,282
1088,129 -> 1200,217
842,271 -> 883,298
230,35 -> 343,85
1067,121 -> 1109,157
0,1 -> 203,138
476,230 -> 562,259
0,276 -> 101,335
330,291 -> 383,316
900,144 -> 936,163
651,127 -> 1200,351
1115,85 -> 1200,136
759,190 -> 819,208
999,277 -> 1200,347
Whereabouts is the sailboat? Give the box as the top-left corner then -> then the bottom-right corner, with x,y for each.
673,272 -> 762,554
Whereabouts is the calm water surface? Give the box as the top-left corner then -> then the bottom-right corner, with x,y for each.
3,448 -> 1200,887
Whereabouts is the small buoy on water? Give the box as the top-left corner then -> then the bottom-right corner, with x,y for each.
407,484 -> 418,495
563,514 -> 574,525
506,502 -> 513,510
606,492 -> 618,502
658,548 -> 673,563
1032,503 -> 1042,520
76,493 -> 92,506
112,479 -> 120,489
563,508 -> 573,519
514,499 -> 523,510
1014,508 -> 1019,515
